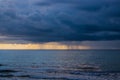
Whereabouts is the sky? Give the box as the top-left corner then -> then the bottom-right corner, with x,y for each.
0,0 -> 120,49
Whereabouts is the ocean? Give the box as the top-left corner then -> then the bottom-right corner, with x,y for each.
0,50 -> 120,80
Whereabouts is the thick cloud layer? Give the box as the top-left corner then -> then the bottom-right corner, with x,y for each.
0,0 -> 120,43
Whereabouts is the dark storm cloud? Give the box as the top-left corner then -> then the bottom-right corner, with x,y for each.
0,0 -> 120,43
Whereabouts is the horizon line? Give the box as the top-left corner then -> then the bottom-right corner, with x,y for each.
0,49 -> 119,50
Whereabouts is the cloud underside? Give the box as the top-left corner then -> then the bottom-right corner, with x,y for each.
0,0 -> 120,43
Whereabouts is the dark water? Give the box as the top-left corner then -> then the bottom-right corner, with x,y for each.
0,50 -> 120,80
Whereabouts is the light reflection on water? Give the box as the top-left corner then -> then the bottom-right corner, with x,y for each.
0,50 -> 120,80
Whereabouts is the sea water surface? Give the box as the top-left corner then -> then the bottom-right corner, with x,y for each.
0,50 -> 120,80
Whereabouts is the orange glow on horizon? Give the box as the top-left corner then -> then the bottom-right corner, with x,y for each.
0,43 -> 90,50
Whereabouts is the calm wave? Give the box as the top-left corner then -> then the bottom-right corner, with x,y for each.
0,50 -> 120,80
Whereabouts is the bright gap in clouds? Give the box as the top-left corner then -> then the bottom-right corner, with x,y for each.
0,41 -> 120,50
0,42 -> 90,50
